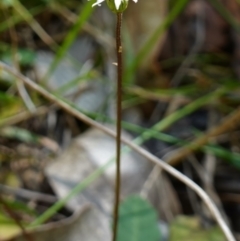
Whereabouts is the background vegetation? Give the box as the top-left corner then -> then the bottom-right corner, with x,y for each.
1,0 -> 240,240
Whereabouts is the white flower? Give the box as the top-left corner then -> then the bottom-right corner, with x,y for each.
92,0 -> 137,10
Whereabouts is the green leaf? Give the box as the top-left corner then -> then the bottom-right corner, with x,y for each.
0,207 -> 27,239
0,222 -> 21,239
0,198 -> 37,217
117,196 -> 160,241
169,216 -> 226,241
2,48 -> 36,67
0,92 -> 23,119
0,127 -> 39,144
1,0 -> 14,7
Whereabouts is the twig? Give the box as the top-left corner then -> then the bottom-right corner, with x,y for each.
0,184 -> 57,204
0,61 -> 235,241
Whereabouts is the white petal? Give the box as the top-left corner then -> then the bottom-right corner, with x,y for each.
115,0 -> 122,9
132,0 -> 138,2
92,0 -> 105,7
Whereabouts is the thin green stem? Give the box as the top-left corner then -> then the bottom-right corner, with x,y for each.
112,12 -> 123,241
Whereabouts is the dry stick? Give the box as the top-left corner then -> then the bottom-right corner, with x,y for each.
0,61 -> 235,241
165,108 -> 240,166
0,184 -> 57,204
112,12 -> 123,241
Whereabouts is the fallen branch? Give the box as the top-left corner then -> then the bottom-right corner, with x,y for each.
0,61 -> 235,241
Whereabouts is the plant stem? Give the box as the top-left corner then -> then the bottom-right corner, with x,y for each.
0,61 -> 235,241
112,12 -> 123,241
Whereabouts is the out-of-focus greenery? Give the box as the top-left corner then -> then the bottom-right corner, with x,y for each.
1,1 -> 240,239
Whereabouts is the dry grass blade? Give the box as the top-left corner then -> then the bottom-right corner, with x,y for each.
52,3 -> 114,47
0,61 -> 235,241
12,0 -> 55,46
0,106 -> 49,128
164,108 -> 240,166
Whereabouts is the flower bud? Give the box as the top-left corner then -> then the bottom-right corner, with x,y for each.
106,0 -> 128,13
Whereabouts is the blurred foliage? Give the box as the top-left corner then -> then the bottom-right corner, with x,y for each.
117,196 -> 161,241
0,0 -> 240,239
169,216 -> 226,241
0,92 -> 23,119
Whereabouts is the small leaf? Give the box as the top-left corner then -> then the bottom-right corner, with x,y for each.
169,216 -> 226,241
0,127 -> 39,144
2,48 -> 36,66
117,195 -> 160,241
1,0 -> 14,7
0,92 -> 24,119
0,214 -> 21,239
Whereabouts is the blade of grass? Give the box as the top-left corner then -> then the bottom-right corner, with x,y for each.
1,0 -> 95,81
124,0 -> 190,83
123,122 -> 240,168
0,5 -> 44,33
144,88 -> 226,134
11,0 -> 55,46
80,106 -> 240,168
125,85 -> 196,102
42,0 -> 94,83
30,159 -> 113,227
209,0 -> 240,31
54,71 -> 95,95
2,63 -> 235,240
30,88 -> 226,226
203,145 -> 240,168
